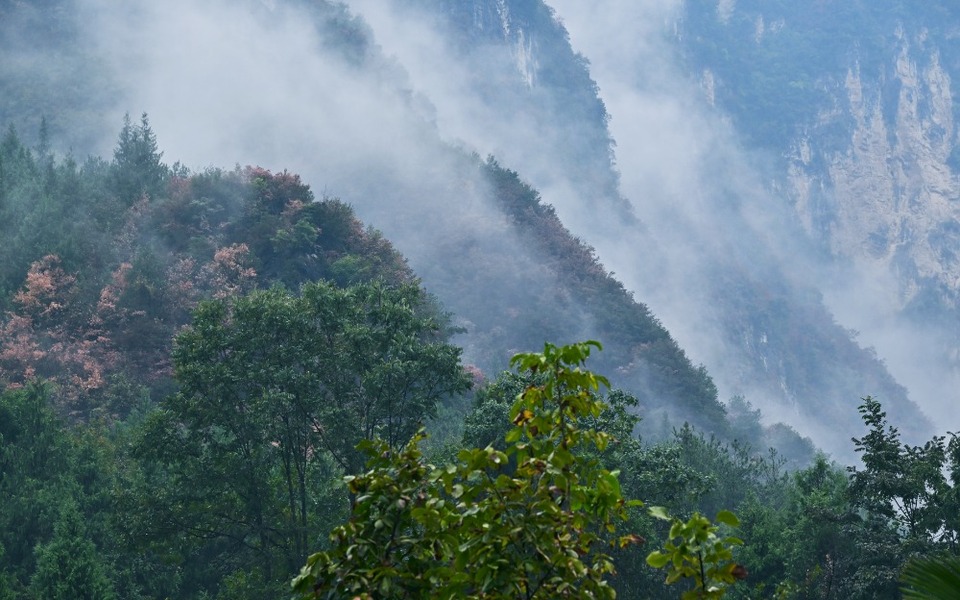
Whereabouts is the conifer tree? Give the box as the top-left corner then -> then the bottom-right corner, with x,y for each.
29,500 -> 116,600
112,113 -> 166,203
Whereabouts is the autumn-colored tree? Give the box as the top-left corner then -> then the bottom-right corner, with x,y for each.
0,255 -> 118,409
203,242 -> 257,299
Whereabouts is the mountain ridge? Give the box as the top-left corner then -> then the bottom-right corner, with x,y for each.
2,0 -> 938,459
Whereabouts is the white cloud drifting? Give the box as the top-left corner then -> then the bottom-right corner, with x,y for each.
71,0 -> 953,456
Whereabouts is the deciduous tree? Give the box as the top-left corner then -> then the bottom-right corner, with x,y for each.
131,280 -> 469,595
293,341 -> 653,598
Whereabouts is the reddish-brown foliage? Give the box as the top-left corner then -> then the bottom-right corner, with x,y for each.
1,255 -> 120,412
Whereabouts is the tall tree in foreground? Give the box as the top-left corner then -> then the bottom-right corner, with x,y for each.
130,280 -> 470,598
844,396 -> 960,598
292,340 -> 640,598
292,341 -> 743,599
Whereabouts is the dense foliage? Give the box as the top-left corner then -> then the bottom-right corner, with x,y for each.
293,341 -> 646,598
4,333 -> 957,598
0,119 -> 416,419
0,91 -> 955,599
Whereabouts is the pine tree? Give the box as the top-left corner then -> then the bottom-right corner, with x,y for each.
29,500 -> 116,600
112,113 -> 166,203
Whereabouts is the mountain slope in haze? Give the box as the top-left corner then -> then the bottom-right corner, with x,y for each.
387,0 -> 635,227
1,0 -> 927,458
372,0 -> 929,454
0,0 -> 751,443
676,0 -> 960,432
0,0 -> 118,153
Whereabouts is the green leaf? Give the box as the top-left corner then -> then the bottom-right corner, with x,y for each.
724,537 -> 744,546
646,552 -> 671,568
715,510 -> 740,528
902,555 -> 960,599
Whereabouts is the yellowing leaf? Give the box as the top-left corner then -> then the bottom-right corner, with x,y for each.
648,506 -> 671,521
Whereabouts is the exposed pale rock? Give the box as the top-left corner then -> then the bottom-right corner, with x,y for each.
788,29 -> 960,308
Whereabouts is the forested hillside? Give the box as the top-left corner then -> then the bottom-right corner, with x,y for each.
3,0 -> 960,597
0,118 -> 417,415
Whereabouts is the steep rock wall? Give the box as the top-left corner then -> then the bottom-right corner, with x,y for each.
788,29 -> 960,310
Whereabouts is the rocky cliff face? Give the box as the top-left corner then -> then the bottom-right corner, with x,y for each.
789,25 -> 960,429
678,1 -> 960,431
457,0 -> 541,86
788,28 -> 960,310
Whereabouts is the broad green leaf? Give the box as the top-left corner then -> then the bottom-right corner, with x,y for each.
647,552 -> 671,568
715,510 -> 740,528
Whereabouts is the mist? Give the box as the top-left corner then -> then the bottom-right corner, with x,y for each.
338,0 -> 888,456
548,0 -> 956,445
80,1 -> 427,180
824,258 -> 960,432
546,1 -> 815,404
74,0 -> 589,372
60,0 -> 951,458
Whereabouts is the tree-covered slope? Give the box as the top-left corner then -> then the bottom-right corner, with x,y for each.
0,119 -> 417,416
480,158 -> 726,430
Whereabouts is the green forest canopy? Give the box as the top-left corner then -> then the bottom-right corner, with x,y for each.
0,118 -> 957,598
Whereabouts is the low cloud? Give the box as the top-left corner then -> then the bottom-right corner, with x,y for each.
67,0 -> 952,456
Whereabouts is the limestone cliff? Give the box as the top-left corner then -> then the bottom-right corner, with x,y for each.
678,1 -> 960,431
788,27 -> 960,311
